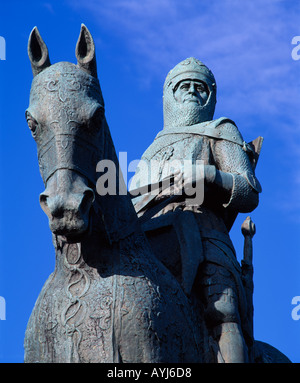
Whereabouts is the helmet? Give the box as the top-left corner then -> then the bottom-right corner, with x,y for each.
163,57 -> 217,128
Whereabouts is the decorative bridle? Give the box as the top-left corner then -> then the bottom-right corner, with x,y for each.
30,68 -> 104,187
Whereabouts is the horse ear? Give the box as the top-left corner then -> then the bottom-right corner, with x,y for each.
75,24 -> 97,78
28,27 -> 51,77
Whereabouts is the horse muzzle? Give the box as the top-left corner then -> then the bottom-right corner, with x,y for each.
39,169 -> 95,239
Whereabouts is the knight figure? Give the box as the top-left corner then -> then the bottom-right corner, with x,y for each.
130,57 -> 262,363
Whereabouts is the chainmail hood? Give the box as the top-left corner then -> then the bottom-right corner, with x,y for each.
163,57 -> 217,128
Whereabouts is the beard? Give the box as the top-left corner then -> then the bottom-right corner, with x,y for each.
176,103 -> 204,126
163,86 -> 216,128
164,101 -> 212,127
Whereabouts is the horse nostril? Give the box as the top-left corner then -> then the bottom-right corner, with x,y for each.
40,193 -> 65,219
39,188 -> 94,221
39,192 -> 51,218
80,189 -> 95,213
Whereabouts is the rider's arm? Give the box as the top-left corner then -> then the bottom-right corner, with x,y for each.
209,122 -> 261,213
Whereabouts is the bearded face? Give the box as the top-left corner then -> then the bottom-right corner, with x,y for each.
171,79 -> 209,126
162,58 -> 217,128
163,76 -> 216,127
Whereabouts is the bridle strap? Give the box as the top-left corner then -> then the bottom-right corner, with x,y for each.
37,133 -> 100,185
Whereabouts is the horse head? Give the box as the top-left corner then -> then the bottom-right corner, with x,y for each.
26,25 -> 105,241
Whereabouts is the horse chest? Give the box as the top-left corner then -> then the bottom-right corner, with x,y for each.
25,261 -> 163,363
26,268 -> 115,362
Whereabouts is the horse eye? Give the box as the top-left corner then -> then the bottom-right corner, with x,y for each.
25,111 -> 38,137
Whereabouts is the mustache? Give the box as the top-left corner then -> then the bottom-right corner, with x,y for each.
183,95 -> 201,104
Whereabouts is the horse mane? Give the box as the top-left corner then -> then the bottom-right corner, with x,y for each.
94,115 -> 140,244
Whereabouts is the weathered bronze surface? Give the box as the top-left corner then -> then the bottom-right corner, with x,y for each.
24,26 -> 291,363
24,25 -> 203,363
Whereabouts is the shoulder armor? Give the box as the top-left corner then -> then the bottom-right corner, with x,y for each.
217,119 -> 243,141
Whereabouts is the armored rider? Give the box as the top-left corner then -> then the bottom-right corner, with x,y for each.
130,58 -> 262,363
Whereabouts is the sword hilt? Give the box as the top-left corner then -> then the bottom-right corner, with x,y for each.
241,216 -> 256,265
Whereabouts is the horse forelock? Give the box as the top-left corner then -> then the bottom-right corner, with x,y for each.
30,61 -> 104,108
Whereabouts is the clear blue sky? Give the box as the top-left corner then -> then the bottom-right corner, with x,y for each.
0,0 -> 299,363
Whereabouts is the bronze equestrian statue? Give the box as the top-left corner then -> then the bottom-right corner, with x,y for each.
24,25 -> 291,363
24,25 -> 203,363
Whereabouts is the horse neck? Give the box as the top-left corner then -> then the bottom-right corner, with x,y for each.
93,117 -> 140,244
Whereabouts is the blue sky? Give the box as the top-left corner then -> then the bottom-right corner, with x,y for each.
0,0 -> 299,363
